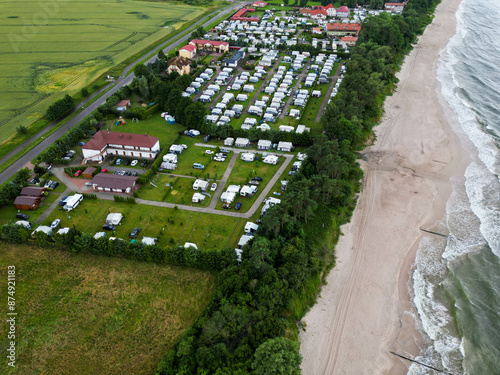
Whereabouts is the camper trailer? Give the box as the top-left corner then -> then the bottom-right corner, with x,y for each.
63,194 -> 83,212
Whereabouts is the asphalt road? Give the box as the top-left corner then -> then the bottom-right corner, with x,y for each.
0,2 -> 242,186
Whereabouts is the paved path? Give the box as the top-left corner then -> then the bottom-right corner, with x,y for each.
279,60 -> 311,120
0,2 -> 242,185
208,152 -> 239,209
314,61 -> 344,123
35,188 -> 71,224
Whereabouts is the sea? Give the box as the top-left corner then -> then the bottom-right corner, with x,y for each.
408,0 -> 500,373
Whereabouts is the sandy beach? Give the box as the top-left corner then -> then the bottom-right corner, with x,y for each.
299,0 -> 467,373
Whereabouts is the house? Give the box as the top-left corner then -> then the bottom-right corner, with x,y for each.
235,138 -> 250,148
311,9 -> 327,20
142,237 -> 157,246
179,44 -> 197,59
167,56 -> 191,75
341,36 -> 358,46
257,139 -> 272,150
169,144 -> 184,154
277,141 -> 293,152
300,8 -> 312,16
106,213 -> 123,225
385,2 -> 405,12
336,5 -> 350,18
263,155 -> 278,164
192,193 -> 206,203
91,174 -> 138,194
324,3 -> 337,16
19,187 -> 46,197
326,23 -> 361,36
312,27 -> 322,34
224,137 -> 235,146
240,185 -> 257,197
244,221 -> 259,234
82,167 -> 96,179
116,99 -> 131,112
238,234 -> 253,249
225,47 -> 247,68
220,191 -> 236,204
189,39 -> 230,53
193,179 -> 209,191
14,196 -> 42,211
241,153 -> 255,162
230,8 -> 259,22
82,131 -> 160,162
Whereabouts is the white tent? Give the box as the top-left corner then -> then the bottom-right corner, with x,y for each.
94,232 -> 106,239
192,193 -> 206,203
142,237 -> 157,246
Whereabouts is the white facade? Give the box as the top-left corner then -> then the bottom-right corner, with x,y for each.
277,141 -> 293,152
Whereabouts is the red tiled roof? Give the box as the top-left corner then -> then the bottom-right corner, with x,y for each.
336,6 -> 350,12
385,2 -> 405,6
231,7 -> 259,21
311,9 -> 327,16
116,99 -> 130,107
180,44 -> 196,52
14,196 -> 40,206
341,36 -> 358,41
300,8 -> 312,13
91,174 -> 138,190
253,1 -> 267,6
324,3 -> 334,9
189,39 -> 229,47
82,131 -> 159,151
326,23 -> 361,34
20,187 -> 45,196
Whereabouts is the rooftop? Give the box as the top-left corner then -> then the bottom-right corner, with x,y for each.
82,131 -> 159,151
91,174 -> 138,190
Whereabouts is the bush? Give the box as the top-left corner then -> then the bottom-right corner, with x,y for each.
45,94 -> 75,121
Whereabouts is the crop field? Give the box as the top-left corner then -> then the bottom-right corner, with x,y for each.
0,0 -> 204,143
0,244 -> 215,374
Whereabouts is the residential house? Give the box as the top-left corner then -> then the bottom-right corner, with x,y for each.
82,131 -> 160,162
385,2 -> 405,12
19,187 -> 46,197
116,99 -> 131,112
230,8 -> 259,22
14,196 -> 42,210
341,36 -> 358,46
167,56 -> 191,75
189,39 -> 230,53
91,174 -> 138,194
336,5 -> 350,18
326,23 -> 361,37
277,141 -> 293,152
225,47 -> 247,67
179,44 -> 197,59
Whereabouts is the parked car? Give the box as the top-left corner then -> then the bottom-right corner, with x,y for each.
129,227 -> 140,238
84,182 -> 92,187
131,171 -> 138,177
124,159 -> 130,166
50,219 -> 61,229
249,180 -> 260,186
30,178 -> 39,184
103,224 -> 115,231
125,171 -> 132,176
131,160 -> 138,167
44,180 -> 53,188
74,170 -> 82,177
115,159 -> 122,165
180,144 -> 188,149
205,150 -> 214,155
78,141 -> 85,146
235,202 -> 242,210
220,148 -> 231,154
16,213 -> 29,220
210,183 -> 217,191
252,176 -> 263,182
58,197 -> 68,206
140,161 -> 146,167
222,203 -> 231,209
49,181 -> 59,189
101,168 -> 108,173
193,163 -> 205,169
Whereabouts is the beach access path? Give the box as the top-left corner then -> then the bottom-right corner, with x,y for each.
299,0 -> 467,373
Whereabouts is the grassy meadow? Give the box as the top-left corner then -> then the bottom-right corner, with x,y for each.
0,0 -> 204,143
0,244 -> 215,374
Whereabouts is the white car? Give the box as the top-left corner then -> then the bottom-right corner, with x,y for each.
210,183 -> 217,191
214,157 -> 225,162
130,160 -> 138,167
50,219 -> 61,229
181,144 -> 188,149
205,150 -> 214,155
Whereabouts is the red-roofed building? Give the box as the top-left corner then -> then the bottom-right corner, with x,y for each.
336,5 -> 350,17
341,36 -> 358,46
312,27 -> 322,34
189,39 -> 230,53
300,8 -> 312,15
179,44 -> 197,59
116,99 -> 131,112
326,22 -> 361,36
252,1 -> 267,7
230,7 -> 259,22
82,131 -> 160,162
311,9 -> 327,19
309,4 -> 336,17
385,2 -> 405,11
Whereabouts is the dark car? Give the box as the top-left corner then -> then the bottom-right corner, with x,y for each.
252,176 -> 263,182
140,161 -> 146,167
235,202 -> 242,210
30,178 -> 39,184
129,227 -> 140,238
58,197 -> 68,206
49,181 -> 59,189
103,224 -> 115,231
125,171 -> 132,176
16,213 -> 29,220
131,171 -> 138,177
220,148 -> 231,154
78,141 -> 85,146
124,159 -> 130,166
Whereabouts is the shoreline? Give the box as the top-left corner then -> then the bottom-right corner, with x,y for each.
299,0 -> 467,373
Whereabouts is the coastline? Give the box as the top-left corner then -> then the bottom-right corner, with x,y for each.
299,0 -> 467,373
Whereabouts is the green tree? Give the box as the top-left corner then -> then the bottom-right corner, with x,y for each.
252,337 -> 302,375
184,102 -> 206,129
81,87 -> 89,97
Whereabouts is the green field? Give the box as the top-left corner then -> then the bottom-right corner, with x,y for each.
0,0 -> 204,143
0,244 -> 215,374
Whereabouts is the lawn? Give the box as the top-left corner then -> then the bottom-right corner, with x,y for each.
0,244 -> 215,375
0,0 -> 205,143
137,174 -> 213,207
41,198 -> 243,250
215,156 -> 284,213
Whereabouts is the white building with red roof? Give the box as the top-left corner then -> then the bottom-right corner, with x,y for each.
189,39 -> 230,53
179,44 -> 197,59
326,22 -> 361,36
385,2 -> 406,11
82,131 -> 160,162
252,1 -> 267,7
336,5 -> 350,18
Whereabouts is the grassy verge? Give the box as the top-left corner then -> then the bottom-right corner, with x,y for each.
0,244 -> 215,375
